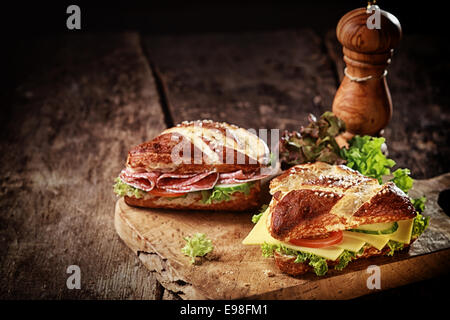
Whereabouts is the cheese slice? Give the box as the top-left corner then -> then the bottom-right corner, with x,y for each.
335,236 -> 365,252
343,218 -> 414,249
388,219 -> 414,243
243,208 -> 414,259
343,231 -> 389,250
243,209 -> 346,261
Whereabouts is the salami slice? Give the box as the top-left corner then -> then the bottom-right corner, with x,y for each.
119,168 -> 159,192
218,168 -> 274,184
157,171 -> 219,192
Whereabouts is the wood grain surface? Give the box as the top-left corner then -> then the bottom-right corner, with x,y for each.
143,30 -> 338,131
0,33 -> 166,299
115,174 -> 450,300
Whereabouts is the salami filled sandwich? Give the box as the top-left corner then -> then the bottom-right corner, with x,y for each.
114,120 -> 275,211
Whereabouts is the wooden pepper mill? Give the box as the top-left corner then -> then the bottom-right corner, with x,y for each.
332,3 -> 402,140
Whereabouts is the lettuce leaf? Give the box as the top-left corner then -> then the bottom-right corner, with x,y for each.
113,177 -> 145,199
279,112 -> 346,168
201,182 -> 254,204
412,212 -> 430,239
260,243 -> 328,276
181,233 -> 214,264
387,240 -> 406,256
391,168 -> 414,193
252,204 -> 269,224
411,196 -> 427,213
340,135 -> 395,184
335,250 -> 357,270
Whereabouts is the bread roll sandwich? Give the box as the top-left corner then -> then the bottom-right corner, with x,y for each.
243,162 -> 429,276
114,120 -> 275,211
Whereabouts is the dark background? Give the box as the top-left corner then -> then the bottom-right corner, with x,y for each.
3,0 -> 448,100
2,0 -> 447,35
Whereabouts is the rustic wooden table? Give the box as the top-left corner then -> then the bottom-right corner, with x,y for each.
1,30 -> 449,299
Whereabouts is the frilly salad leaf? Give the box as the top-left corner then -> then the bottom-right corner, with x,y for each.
279,112 -> 346,169
201,182 -> 253,204
391,168 -> 414,194
340,135 -> 396,184
260,242 -> 329,276
412,213 -> 430,239
181,233 -> 214,264
113,177 -> 145,199
411,196 -> 427,213
334,250 -> 357,271
252,204 -> 269,224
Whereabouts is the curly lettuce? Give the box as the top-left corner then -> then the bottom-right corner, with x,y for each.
340,135 -> 395,183
113,177 -> 145,199
391,168 -> 414,194
279,112 -> 346,168
411,196 -> 427,213
252,204 -> 269,224
181,233 -> 214,264
412,212 -> 430,239
335,250 -> 357,271
260,243 -> 329,276
387,240 -> 406,256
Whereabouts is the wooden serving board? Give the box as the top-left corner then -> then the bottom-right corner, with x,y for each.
114,173 -> 450,300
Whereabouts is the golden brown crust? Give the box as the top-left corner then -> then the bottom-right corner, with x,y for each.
126,120 -> 270,173
273,243 -> 410,276
124,181 -> 261,211
268,162 -> 416,240
271,189 -> 343,238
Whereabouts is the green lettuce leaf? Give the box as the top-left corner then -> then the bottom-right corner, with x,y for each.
181,233 -> 214,264
260,243 -> 328,276
201,182 -> 254,204
340,135 -> 395,184
412,212 -> 430,239
335,250 -> 357,270
411,196 -> 427,213
252,204 -> 269,224
390,168 -> 414,193
387,240 -> 406,256
113,177 -> 145,199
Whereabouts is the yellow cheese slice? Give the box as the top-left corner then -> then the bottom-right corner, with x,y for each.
243,209 -> 345,261
343,231 -> 389,250
335,236 -> 365,252
386,219 -> 414,244
343,218 -> 414,249
243,209 -> 414,259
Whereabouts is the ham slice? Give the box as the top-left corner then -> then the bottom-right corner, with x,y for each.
218,168 -> 274,184
157,171 -> 219,192
119,168 -> 159,192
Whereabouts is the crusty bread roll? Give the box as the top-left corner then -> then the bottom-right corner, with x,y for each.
126,120 -> 270,173
268,162 -> 416,242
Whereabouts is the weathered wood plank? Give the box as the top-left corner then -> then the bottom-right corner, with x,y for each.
325,32 -> 450,179
0,33 -> 166,299
143,30 -> 338,131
